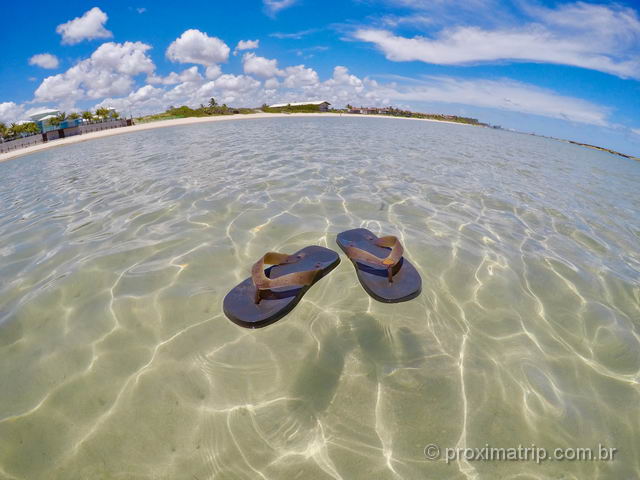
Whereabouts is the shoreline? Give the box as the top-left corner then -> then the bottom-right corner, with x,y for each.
0,113 -> 470,163
1,112 -> 637,163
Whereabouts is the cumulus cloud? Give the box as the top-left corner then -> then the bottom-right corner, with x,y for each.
56,7 -> 113,45
96,73 -> 261,115
234,39 -> 259,55
148,66 -> 202,85
24,38 -> 602,132
264,78 -> 280,89
263,0 -> 297,16
354,2 -> 640,79
205,65 -> 222,80
166,29 -> 230,66
0,102 -> 25,123
326,66 -> 364,90
28,54 -> 60,69
281,65 -> 319,88
214,74 -> 261,93
242,53 -> 281,78
34,41 -> 155,106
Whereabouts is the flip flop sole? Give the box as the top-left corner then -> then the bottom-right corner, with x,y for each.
337,228 -> 421,303
223,245 -> 340,328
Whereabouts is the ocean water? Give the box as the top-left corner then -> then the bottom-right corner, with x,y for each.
0,117 -> 638,479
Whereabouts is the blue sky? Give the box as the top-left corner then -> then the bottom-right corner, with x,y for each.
1,0 -> 640,155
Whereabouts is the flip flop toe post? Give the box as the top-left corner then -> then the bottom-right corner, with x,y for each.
224,245 -> 340,328
336,228 -> 421,303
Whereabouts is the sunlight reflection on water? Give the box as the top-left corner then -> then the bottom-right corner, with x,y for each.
0,117 -> 638,479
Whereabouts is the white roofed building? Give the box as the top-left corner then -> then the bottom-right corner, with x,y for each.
268,101 -> 330,111
29,109 -> 60,123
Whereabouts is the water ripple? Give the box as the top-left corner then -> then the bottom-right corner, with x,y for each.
0,117 -> 638,479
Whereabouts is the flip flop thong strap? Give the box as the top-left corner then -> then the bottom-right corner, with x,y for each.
344,235 -> 404,282
251,251 -> 319,291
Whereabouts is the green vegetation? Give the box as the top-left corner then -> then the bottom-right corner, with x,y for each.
261,103 -> 327,113
408,112 -> 484,125
0,121 -> 39,140
339,106 -> 485,125
0,107 -> 124,142
135,99 -> 255,123
49,112 -> 67,127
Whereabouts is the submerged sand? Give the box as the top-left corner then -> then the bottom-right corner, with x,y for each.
1,117 -> 638,478
0,113 -> 471,163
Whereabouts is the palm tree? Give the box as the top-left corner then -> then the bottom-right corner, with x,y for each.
0,122 -> 7,139
9,123 -> 20,137
111,111 -> 120,119
23,122 -> 40,135
81,111 -> 93,121
95,107 -> 110,120
68,112 -> 80,120
208,97 -> 217,108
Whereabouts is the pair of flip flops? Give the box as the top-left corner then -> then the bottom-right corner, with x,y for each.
223,228 -> 422,328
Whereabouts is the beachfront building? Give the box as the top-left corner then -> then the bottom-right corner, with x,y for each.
29,109 -> 58,133
268,101 -> 331,111
349,106 -> 390,115
29,109 -> 82,133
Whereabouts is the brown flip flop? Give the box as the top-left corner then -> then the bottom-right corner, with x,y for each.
223,245 -> 340,328
336,228 -> 421,303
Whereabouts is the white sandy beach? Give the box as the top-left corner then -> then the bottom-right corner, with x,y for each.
0,112 -> 471,163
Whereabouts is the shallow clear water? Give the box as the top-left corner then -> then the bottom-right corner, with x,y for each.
0,117 -> 639,479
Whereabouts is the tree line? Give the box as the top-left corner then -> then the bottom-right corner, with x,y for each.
0,107 -> 121,141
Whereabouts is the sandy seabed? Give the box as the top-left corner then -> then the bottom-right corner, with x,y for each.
0,112 -> 470,163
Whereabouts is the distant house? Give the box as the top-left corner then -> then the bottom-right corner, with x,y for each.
29,108 -> 82,133
268,101 -> 331,112
348,106 -> 389,115
29,109 -> 59,133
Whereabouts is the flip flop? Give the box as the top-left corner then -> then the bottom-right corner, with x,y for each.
223,245 -> 340,328
336,228 -> 421,303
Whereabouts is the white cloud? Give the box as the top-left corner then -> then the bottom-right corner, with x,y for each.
71,49 -> 612,130
56,7 -> 113,45
96,73 -> 262,116
0,102 -> 25,123
264,78 -> 280,89
28,54 -> 60,69
148,66 -> 202,85
354,2 -> 640,79
326,66 -> 364,90
213,74 -> 261,93
166,29 -> 230,66
270,29 -> 318,40
242,53 -> 281,78
281,65 -> 319,88
375,76 -> 610,126
314,66 -> 385,106
234,39 -> 259,55
205,65 -> 222,80
263,0 -> 297,16
632,128 -> 640,136
34,42 -> 155,106
96,85 -> 167,116
136,7 -> 146,14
